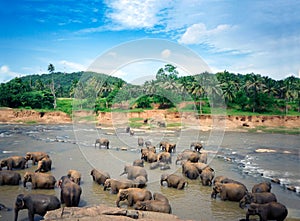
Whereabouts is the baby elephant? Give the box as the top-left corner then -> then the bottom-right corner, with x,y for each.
239,192 -> 277,209
245,202 -> 288,221
160,174 -> 187,190
35,157 -> 52,172
95,138 -> 109,149
67,169 -> 81,185
252,181 -> 272,193
90,168 -> 110,186
14,193 -> 60,221
116,188 -> 152,207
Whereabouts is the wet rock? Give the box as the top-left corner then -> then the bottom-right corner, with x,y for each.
286,185 -> 296,192
271,178 -> 280,184
44,204 -> 185,221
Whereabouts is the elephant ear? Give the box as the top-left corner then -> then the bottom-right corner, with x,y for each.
15,194 -> 25,208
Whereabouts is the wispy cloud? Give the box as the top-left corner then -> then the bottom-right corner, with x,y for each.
104,0 -> 171,30
59,60 -> 86,72
0,65 -> 21,82
178,23 -> 231,45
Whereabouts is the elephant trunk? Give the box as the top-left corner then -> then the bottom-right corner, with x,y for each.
211,191 -> 217,198
14,208 -> 19,221
239,200 -> 246,209
23,181 -> 27,187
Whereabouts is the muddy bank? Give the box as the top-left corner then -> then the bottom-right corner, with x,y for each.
0,108 -> 71,124
0,108 -> 299,131
44,205 -> 186,221
94,110 -> 300,130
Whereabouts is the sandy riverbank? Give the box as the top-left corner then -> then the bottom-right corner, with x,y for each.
0,108 -> 299,132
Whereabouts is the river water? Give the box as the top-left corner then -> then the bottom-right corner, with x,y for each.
0,124 -> 299,221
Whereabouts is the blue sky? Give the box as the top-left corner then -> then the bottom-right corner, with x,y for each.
0,0 -> 299,83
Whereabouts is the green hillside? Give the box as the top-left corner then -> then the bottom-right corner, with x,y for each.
0,65 -> 299,116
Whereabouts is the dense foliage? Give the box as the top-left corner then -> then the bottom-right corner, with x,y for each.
0,65 -> 299,115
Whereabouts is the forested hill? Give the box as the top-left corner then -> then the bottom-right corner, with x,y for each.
0,66 -> 299,115
0,71 -> 125,109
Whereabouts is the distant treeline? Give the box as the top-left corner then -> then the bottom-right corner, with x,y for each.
0,65 -> 299,115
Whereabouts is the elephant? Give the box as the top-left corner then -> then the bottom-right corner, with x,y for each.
67,169 -> 81,185
103,178 -> 138,194
187,151 -> 201,163
133,159 -> 144,167
145,141 -> 152,147
153,192 -> 169,203
149,162 -> 168,170
95,138 -> 109,149
199,167 -> 215,186
160,174 -> 187,189
58,176 -> 82,207
23,172 -> 56,189
213,176 -> 247,189
182,161 -> 199,179
239,192 -> 277,209
147,145 -> 156,153
91,168 -> 110,185
120,165 -> 148,182
159,141 -> 176,153
157,152 -> 172,164
134,175 -> 147,188
141,150 -> 157,163
192,162 -> 208,173
211,182 -> 248,201
116,187 -> 152,207
35,156 -> 52,172
138,137 -> 144,147
199,152 -> 208,164
25,152 -> 49,165
175,149 -> 200,164
245,202 -> 288,221
134,199 -> 172,214
0,170 -> 21,185
130,130 -> 134,136
0,156 -> 28,170
252,181 -> 272,193
14,193 -> 60,221
190,142 -> 203,152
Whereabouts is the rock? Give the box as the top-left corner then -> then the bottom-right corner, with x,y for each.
44,204 -> 186,221
271,178 -> 280,184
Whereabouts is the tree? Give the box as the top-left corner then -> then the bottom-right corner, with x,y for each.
48,63 -> 57,109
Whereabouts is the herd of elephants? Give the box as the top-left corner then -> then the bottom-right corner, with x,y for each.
0,133 -> 289,221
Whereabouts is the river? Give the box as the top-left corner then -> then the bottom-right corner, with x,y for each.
0,124 -> 299,221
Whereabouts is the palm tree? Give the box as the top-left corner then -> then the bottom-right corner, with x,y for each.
244,73 -> 266,112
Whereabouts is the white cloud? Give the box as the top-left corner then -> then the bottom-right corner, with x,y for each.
0,65 -> 21,82
179,23 -> 231,45
59,60 -> 86,72
104,0 -> 171,30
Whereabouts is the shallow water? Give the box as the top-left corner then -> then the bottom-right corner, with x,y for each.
0,124 -> 299,221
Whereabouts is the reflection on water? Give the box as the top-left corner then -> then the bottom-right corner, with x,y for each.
0,124 -> 299,221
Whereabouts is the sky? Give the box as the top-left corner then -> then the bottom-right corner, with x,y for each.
0,0 -> 300,83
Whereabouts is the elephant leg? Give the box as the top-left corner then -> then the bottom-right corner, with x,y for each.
177,182 -> 184,190
28,210 -> 35,221
127,195 -> 134,206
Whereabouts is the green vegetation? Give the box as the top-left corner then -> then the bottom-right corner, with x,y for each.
0,64 -> 299,117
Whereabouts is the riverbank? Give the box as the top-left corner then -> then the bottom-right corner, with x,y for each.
0,108 -> 299,134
